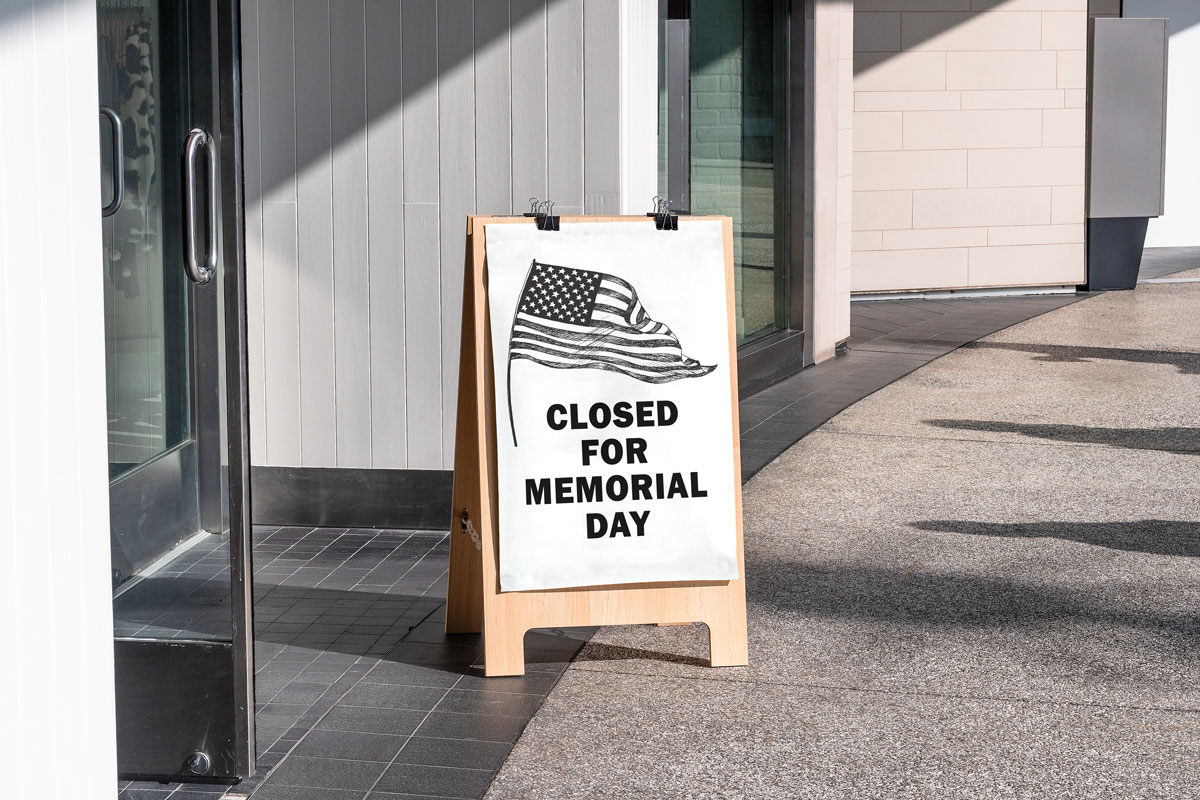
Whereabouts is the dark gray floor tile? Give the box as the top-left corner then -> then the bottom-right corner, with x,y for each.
244,785 -> 365,800
450,670 -> 560,695
340,682 -> 449,711
434,688 -> 543,718
119,790 -> 175,800
364,661 -> 466,688
521,629 -> 591,652
272,688 -> 326,705
263,755 -> 386,791
373,763 -> 494,799
384,642 -> 480,666
395,736 -> 513,771
413,711 -> 528,743
170,783 -> 230,795
292,729 -> 408,762
315,705 -> 426,735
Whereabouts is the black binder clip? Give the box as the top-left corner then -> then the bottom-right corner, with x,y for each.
649,196 -> 678,231
525,198 -> 559,231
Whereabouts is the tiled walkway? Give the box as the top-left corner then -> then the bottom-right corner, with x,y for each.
117,527 -> 591,800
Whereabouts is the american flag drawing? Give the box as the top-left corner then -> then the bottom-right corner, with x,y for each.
505,260 -> 715,445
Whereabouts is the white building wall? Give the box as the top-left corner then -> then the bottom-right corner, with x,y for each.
242,0 -> 654,471
0,0 -> 119,795
813,0 -> 855,356
851,0 -> 1089,294
1123,1 -> 1200,248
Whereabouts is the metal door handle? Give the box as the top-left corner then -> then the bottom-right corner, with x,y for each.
100,106 -> 123,217
183,128 -> 217,284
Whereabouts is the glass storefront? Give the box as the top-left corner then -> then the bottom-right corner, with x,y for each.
660,0 -> 790,346
99,0 -> 254,780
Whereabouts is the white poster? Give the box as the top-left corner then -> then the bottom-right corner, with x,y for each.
484,219 -> 739,592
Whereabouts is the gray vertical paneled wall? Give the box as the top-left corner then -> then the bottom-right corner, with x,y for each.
241,0 -> 622,469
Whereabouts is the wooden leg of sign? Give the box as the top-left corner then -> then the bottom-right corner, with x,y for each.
445,529 -> 483,634
700,578 -> 748,666
446,230 -> 484,636
483,620 -> 527,677
706,619 -> 749,668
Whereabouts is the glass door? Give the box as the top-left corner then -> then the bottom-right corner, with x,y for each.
659,0 -> 793,347
98,0 -> 254,782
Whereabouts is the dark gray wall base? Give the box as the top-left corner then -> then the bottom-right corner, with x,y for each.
738,330 -> 808,397
1087,216 -> 1149,291
252,466 -> 453,530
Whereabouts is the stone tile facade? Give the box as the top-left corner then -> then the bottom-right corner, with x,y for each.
851,1 -> 1089,294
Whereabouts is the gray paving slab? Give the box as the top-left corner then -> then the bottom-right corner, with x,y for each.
488,672 -> 1200,800
486,281 -> 1200,798
825,284 -> 1200,446
1138,246 -> 1200,280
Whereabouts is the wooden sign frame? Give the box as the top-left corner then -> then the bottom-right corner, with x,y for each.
445,214 -> 748,676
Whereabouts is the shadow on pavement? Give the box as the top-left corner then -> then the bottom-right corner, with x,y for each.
965,341 -> 1200,375
925,418 -> 1200,456
912,519 -> 1200,559
573,641 -> 709,668
747,558 -> 1200,636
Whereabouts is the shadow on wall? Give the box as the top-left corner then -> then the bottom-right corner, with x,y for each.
854,0 -> 1019,76
855,1 -> 1200,78
925,418 -> 1200,456
248,0 -> 1111,205
912,518 -> 1200,558
249,0 -> 563,205
963,341 -> 1200,375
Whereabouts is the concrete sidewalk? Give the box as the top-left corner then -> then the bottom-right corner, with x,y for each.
486,281 -> 1200,800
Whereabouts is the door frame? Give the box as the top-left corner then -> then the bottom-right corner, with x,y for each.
209,0 -> 256,778
106,0 -> 255,781
659,0 -> 814,397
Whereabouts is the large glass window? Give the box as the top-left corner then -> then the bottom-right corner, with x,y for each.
660,0 -> 789,346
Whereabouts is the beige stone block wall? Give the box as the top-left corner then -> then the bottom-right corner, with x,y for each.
813,0 -> 855,357
851,0 -> 1088,294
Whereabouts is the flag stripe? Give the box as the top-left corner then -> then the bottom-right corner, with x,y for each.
511,334 -> 684,362
596,286 -> 631,303
511,335 -> 691,365
512,328 -> 685,357
512,352 -> 714,383
514,314 -> 680,346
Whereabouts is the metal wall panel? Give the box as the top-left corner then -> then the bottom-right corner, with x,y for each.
242,0 -> 624,469
241,0 -> 268,462
1088,18 -> 1169,219
257,0 -> 302,465
438,0 -> 478,467
512,0 -> 550,212
261,202 -> 302,465
548,0 -> 587,215
584,0 -> 621,213
401,1 -> 444,468
294,0 -> 337,465
475,0 -> 515,215
331,0 -> 373,467
366,0 -> 409,468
